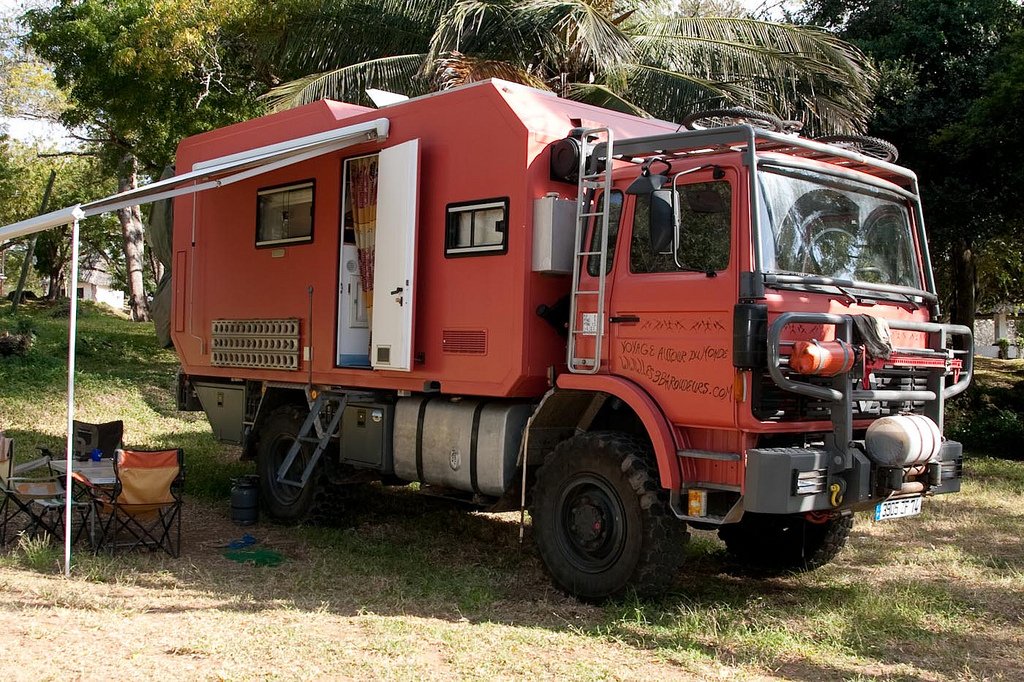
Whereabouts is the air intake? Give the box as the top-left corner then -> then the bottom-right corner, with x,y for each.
442,329 -> 487,355
211,318 -> 300,370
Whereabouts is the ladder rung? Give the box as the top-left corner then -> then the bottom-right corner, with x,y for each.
573,289 -> 600,294
577,250 -> 602,256
578,212 -> 605,218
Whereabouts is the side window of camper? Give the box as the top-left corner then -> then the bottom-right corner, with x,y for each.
256,180 -> 315,247
630,180 -> 732,274
586,190 -> 624,276
445,198 -> 509,256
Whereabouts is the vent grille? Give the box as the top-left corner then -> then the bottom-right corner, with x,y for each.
211,318 -> 300,370
442,329 -> 487,355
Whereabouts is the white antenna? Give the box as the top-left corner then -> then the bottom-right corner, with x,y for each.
365,89 -> 409,108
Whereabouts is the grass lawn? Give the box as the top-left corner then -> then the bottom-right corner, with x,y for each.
1,302 -> 1022,681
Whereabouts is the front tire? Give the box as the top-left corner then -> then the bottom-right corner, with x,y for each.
531,432 -> 689,601
718,512 -> 853,575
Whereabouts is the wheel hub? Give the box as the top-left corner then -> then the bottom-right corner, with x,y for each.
557,475 -> 627,573
569,495 -> 606,545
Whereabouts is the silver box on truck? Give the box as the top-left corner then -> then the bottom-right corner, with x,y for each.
393,397 -> 532,496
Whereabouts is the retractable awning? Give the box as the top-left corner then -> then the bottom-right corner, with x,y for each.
0,117 -> 389,241
0,114 -> 389,577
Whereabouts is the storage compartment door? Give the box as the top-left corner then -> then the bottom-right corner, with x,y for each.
371,139 -> 419,371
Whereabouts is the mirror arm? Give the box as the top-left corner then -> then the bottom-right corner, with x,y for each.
668,165 -> 715,269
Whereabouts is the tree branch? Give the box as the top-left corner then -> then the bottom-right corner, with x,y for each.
37,150 -> 99,158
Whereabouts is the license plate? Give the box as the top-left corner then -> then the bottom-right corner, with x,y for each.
875,496 -> 922,521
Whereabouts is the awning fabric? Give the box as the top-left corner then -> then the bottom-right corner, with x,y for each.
0,117 -> 389,241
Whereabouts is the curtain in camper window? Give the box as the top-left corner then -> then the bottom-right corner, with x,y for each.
349,156 -> 378,322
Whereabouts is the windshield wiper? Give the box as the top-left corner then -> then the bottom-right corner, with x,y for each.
765,274 -> 925,310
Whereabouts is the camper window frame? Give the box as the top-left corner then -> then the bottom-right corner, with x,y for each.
444,197 -> 510,258
255,179 -> 316,248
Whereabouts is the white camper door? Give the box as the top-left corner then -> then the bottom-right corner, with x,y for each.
371,139 -> 420,371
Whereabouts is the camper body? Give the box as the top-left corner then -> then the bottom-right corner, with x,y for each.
174,80 -> 972,599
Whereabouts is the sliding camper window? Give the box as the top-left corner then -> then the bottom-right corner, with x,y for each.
445,198 -> 509,257
256,180 -> 315,247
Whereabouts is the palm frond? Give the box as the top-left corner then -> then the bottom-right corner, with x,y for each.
429,0 -> 635,80
564,82 -> 650,116
433,51 -> 550,89
261,54 -> 427,111
273,0 -> 447,74
628,16 -> 877,133
625,63 -> 763,118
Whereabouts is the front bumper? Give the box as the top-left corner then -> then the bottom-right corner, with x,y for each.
744,439 -> 963,514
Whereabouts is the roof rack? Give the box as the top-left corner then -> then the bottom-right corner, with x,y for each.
595,126 -> 914,187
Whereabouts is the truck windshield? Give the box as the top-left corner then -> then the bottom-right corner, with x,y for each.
758,167 -> 921,289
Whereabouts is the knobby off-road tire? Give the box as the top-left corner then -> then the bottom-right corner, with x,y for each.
718,512 -> 854,576
813,134 -> 899,163
682,107 -> 785,132
256,404 -> 348,525
531,432 -> 689,601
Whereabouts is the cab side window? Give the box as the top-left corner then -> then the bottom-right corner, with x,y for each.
586,191 -> 624,276
630,181 -> 732,274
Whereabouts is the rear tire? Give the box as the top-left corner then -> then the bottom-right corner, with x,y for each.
531,432 -> 688,601
256,405 -> 319,523
718,512 -> 853,575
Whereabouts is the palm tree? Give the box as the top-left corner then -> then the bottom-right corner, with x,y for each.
263,0 -> 876,134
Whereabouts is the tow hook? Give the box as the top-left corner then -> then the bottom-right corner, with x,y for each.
829,479 -> 847,507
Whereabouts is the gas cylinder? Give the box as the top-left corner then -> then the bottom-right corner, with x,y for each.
230,474 -> 260,526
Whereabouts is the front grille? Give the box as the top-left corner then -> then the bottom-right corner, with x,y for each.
754,368 -> 928,422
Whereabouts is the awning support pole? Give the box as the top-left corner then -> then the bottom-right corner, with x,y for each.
63,215 -> 82,577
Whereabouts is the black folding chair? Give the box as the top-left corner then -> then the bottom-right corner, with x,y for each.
71,420 -> 124,461
0,434 -> 64,544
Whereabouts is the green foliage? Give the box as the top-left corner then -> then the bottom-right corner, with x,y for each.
0,301 -> 240,500
0,139 -> 120,299
947,359 -> 1024,456
266,0 -> 878,134
23,0 -> 263,173
0,8 -> 65,121
799,0 -> 1024,314
14,533 -> 62,573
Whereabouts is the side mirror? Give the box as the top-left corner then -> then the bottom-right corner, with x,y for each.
649,189 -> 676,253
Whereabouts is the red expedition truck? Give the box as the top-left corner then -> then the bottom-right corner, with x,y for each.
171,80 -> 972,599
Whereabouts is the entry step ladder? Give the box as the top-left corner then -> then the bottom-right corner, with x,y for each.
276,391 -> 348,489
567,127 -> 614,374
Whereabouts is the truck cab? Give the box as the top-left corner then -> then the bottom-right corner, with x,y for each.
534,122 -> 970,596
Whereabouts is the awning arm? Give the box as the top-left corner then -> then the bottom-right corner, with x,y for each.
0,205 -> 85,243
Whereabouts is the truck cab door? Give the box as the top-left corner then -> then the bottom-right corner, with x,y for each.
607,168 -> 739,428
371,139 -> 420,371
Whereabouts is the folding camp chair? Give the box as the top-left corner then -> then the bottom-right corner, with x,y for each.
82,448 -> 184,557
0,433 -> 68,544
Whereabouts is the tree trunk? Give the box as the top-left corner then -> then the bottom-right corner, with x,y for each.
949,237 -> 976,351
148,248 -> 165,284
117,154 -> 151,322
